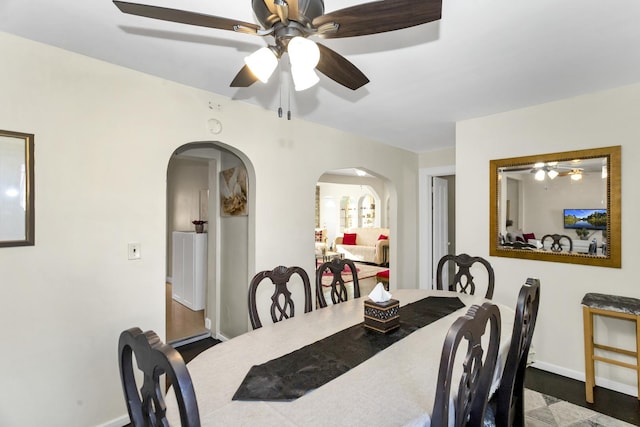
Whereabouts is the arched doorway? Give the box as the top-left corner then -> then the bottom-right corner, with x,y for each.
315,168 -> 392,299
166,142 -> 255,344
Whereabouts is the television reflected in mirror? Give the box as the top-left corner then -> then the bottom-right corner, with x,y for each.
489,146 -> 621,268
563,209 -> 607,230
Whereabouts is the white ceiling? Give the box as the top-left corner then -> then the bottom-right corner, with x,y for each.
2,0 -> 640,153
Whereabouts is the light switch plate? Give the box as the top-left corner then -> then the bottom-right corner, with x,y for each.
128,242 -> 141,260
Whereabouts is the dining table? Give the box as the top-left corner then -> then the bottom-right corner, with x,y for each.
166,289 -> 515,427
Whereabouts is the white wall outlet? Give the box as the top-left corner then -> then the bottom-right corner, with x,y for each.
128,242 -> 141,260
205,318 -> 212,330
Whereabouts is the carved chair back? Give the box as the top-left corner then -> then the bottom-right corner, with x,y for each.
316,258 -> 361,308
118,327 -> 200,427
436,253 -> 495,299
494,278 -> 541,427
248,265 -> 312,329
541,233 -> 573,252
432,303 -> 501,427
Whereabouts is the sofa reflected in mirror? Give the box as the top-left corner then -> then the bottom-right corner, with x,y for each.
489,146 -> 621,268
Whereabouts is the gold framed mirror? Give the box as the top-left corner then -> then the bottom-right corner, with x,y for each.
489,146 -> 620,268
0,130 -> 35,247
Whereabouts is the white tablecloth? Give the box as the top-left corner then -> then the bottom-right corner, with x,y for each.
166,289 -> 515,426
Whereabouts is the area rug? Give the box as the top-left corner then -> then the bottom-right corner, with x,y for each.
524,389 -> 634,426
319,262 -> 387,287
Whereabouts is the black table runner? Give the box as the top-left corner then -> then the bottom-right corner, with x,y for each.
232,296 -> 465,401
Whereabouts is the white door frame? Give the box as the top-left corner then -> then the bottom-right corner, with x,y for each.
418,165 -> 455,289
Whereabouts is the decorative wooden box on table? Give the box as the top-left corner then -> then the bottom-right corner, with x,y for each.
364,299 -> 400,333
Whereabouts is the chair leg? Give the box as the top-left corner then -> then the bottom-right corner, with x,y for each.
583,306 -> 595,403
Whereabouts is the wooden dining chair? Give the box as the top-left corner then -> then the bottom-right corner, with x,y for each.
432,302 -> 501,427
316,257 -> 361,308
118,327 -> 200,427
248,265 -> 312,329
488,278 -> 541,427
436,253 -> 495,299
541,233 -> 573,252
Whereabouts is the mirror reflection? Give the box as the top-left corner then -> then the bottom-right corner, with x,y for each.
489,146 -> 621,268
0,130 -> 34,247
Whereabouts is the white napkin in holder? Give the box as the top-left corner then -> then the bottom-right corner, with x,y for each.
368,282 -> 392,303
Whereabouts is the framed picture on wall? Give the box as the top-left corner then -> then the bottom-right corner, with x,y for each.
220,165 -> 248,216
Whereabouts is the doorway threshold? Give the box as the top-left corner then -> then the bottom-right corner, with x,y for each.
169,331 -> 211,348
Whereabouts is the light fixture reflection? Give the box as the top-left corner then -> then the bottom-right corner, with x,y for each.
291,65 -> 319,91
5,188 -> 19,197
244,47 -> 278,83
547,169 -> 559,179
602,165 -> 608,179
535,169 -> 546,181
570,169 -> 583,181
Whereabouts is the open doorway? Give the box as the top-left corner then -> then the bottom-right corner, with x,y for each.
166,154 -> 210,343
315,168 -> 391,297
166,142 -> 253,344
419,166 -> 456,289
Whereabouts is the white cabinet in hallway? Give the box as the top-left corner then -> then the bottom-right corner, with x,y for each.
172,231 -> 207,311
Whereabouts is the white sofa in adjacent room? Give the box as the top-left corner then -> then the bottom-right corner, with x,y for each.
334,227 -> 389,265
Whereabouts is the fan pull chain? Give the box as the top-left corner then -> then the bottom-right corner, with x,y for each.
278,62 -> 283,118
287,79 -> 291,120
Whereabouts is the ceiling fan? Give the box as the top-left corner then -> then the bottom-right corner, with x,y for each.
113,0 -> 442,91
503,162 -> 584,181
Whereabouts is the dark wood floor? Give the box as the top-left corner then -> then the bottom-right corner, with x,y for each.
525,367 -> 639,425
175,336 -> 221,364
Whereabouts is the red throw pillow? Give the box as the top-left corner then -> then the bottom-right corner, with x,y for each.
378,234 -> 388,240
342,233 -> 357,245
522,232 -> 536,241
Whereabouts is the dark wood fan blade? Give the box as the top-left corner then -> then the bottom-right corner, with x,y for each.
313,0 -> 441,39
113,1 -> 260,33
230,65 -> 259,87
315,43 -> 369,90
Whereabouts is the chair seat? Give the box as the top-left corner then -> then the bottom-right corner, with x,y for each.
581,292 -> 640,315
376,269 -> 389,279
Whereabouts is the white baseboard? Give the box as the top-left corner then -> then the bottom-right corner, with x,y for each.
216,333 -> 229,342
532,361 -> 638,397
96,414 -> 129,427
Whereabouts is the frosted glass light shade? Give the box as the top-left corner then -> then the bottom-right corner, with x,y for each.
535,169 -> 545,181
547,169 -> 559,179
288,36 -> 320,69
245,47 -> 278,83
292,66 -> 319,91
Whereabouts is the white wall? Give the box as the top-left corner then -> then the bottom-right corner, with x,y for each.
0,32 -> 420,426
518,171 -> 607,241
457,83 -> 640,395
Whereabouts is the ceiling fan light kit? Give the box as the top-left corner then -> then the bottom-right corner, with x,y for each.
291,65 -> 320,91
244,47 -> 279,83
113,0 -> 443,92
